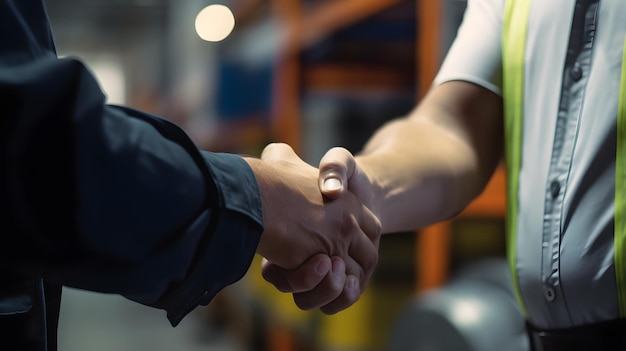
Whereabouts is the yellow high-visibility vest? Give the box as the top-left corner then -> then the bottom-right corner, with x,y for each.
502,0 -> 626,318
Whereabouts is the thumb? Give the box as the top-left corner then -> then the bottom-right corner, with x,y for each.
318,147 -> 356,199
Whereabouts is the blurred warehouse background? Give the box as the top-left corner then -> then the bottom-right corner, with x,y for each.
42,1 -> 527,350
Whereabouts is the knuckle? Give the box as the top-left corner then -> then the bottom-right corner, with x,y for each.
338,213 -> 358,238
263,142 -> 280,153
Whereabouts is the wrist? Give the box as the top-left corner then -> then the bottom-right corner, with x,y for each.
242,157 -> 276,252
353,156 -> 386,232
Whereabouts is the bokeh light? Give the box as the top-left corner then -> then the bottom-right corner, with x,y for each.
195,4 -> 235,42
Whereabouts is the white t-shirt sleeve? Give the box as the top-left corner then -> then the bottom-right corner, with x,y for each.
433,0 -> 505,96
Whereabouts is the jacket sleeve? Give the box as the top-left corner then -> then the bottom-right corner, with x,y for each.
1,56 -> 263,326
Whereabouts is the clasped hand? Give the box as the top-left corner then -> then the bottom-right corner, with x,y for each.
255,143 -> 379,314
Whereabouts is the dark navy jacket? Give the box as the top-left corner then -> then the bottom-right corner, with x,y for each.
0,1 -> 263,350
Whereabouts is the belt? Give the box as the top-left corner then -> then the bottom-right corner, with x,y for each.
526,318 -> 626,351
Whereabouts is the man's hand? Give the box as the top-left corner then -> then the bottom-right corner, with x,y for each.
245,143 -> 381,314
318,147 -> 378,213
259,82 -> 505,314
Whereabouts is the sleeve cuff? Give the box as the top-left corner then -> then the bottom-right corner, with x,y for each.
158,208 -> 263,326
153,152 -> 264,326
200,151 -> 263,227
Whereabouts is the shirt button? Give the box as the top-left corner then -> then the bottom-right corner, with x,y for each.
571,63 -> 583,81
544,287 -> 556,302
550,180 -> 560,199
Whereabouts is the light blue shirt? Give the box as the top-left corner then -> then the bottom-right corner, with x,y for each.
435,0 -> 626,329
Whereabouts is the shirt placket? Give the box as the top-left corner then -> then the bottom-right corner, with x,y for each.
541,0 -> 599,319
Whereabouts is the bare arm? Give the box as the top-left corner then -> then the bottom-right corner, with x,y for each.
260,81 -> 503,312
322,80 -> 504,233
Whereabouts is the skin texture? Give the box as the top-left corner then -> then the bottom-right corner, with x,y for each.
262,80 -> 504,313
244,143 -> 381,313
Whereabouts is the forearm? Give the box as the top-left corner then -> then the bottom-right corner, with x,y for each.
356,82 -> 503,233
356,118 -> 483,232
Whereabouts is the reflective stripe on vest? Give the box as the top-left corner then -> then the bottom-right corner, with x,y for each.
504,1 -> 626,318
615,37 -> 626,317
502,0 -> 531,318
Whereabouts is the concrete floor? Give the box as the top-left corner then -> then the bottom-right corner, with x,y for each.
57,287 -> 246,351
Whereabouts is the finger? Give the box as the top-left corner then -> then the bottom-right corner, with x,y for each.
322,253 -> 369,314
261,258 -> 292,292
331,208 -> 377,282
346,231 -> 378,291
318,147 -> 355,199
315,214 -> 380,314
292,256 -> 346,310
355,200 -> 383,242
320,275 -> 361,315
261,255 -> 332,293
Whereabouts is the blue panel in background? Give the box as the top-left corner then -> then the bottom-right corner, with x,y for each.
216,61 -> 273,122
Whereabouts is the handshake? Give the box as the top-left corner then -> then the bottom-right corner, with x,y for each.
244,143 -> 382,315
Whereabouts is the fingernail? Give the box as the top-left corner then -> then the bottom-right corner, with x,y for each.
316,259 -> 330,275
323,178 -> 342,191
